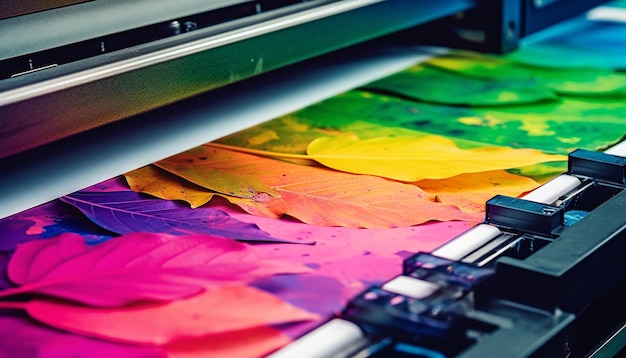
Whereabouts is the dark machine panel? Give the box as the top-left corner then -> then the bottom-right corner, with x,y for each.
0,0 -> 472,158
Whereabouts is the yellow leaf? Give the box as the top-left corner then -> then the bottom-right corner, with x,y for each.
416,170 -> 540,212
306,135 -> 567,181
155,146 -> 482,228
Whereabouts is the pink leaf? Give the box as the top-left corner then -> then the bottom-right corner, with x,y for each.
2,232 -> 310,307
22,285 -> 318,345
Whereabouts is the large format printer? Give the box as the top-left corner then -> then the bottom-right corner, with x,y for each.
1,1 -> 624,357
0,0 -> 611,214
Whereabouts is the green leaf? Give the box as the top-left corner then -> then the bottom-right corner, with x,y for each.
427,53 -> 626,97
426,53 -> 533,81
293,91 -> 626,155
531,67 -> 626,96
216,115 -> 336,157
364,64 -> 556,106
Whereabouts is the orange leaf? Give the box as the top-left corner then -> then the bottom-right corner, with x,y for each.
417,170 -> 540,212
125,166 -> 250,216
155,146 -> 482,228
23,285 -> 319,345
156,147 -> 280,198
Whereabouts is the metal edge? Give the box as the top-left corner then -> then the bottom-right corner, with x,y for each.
0,0 -> 383,106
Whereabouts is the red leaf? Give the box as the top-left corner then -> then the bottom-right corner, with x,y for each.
21,285 -> 318,345
164,325 -> 292,358
2,232 -> 310,307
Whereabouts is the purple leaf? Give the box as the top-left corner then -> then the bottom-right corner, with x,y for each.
252,275 -> 345,339
60,191 -> 310,244
1,232 -> 311,307
0,200 -> 114,252
0,217 -> 41,252
0,315 -> 165,358
0,252 -> 11,291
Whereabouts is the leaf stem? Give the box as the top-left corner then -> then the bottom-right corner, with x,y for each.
0,300 -> 28,310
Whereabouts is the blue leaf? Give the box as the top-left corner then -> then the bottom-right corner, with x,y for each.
60,191 -> 311,244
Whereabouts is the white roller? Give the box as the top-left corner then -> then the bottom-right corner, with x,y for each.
521,174 -> 582,205
432,224 -> 502,261
604,140 -> 626,157
266,318 -> 365,358
382,275 -> 441,299
588,6 -> 626,23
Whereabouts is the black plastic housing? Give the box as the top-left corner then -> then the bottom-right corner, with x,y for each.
486,195 -> 563,236
493,189 -> 626,314
568,149 -> 626,185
